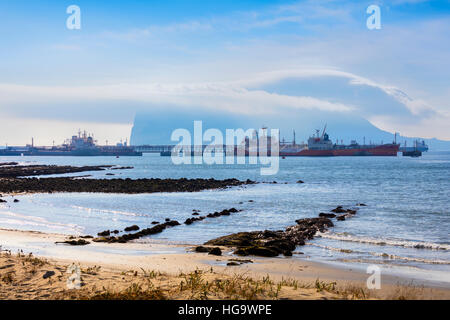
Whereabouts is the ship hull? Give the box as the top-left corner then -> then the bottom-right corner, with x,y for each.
280,144 -> 399,157
0,149 -> 142,157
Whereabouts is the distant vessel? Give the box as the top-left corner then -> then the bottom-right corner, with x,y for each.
278,127 -> 400,157
0,131 -> 142,157
160,126 -> 401,157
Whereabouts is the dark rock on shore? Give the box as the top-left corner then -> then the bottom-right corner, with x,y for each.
124,225 -> 140,232
0,162 -> 19,166
185,208 -> 241,226
234,246 -> 279,257
0,177 -> 253,194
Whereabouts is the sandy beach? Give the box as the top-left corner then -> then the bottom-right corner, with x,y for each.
1,228 -> 448,300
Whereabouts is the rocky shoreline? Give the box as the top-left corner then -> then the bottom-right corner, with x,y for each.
56,204 -> 363,260
0,164 -> 111,178
0,177 -> 253,194
0,163 -> 254,194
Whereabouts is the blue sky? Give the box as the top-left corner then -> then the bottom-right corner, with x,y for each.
0,0 -> 449,144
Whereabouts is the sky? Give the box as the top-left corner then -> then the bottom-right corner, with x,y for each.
0,0 -> 449,145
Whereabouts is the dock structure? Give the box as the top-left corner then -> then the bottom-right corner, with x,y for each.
133,145 -> 241,156
132,145 -> 175,154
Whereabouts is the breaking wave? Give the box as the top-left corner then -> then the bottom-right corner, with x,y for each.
316,232 -> 450,251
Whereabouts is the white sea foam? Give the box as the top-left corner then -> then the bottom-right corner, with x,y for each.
317,232 -> 450,251
307,243 -> 450,265
372,252 -> 450,265
0,210 -> 81,233
70,205 -> 148,217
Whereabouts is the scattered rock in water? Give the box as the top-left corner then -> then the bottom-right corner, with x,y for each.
124,225 -> 140,232
205,218 -> 334,258
13,199 -> 19,203
229,258 -> 253,264
227,262 -> 240,266
0,199 -> 6,203
0,174 -> 254,194
151,221 -> 160,225
248,200 -> 254,203
234,246 -> 279,257
43,271 -> 55,279
319,213 -> 336,218
297,180 -> 305,184
105,173 -> 115,176
331,206 -> 346,213
208,247 -> 222,256
111,166 -> 134,170
192,213 -> 200,216
357,203 -> 367,206
111,230 -> 120,234
166,220 -> 181,227
165,218 -> 171,222
97,230 -> 111,237
332,207 -> 358,221
194,246 -> 211,253
56,239 -> 90,246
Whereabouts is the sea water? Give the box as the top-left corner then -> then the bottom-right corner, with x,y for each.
0,153 -> 449,285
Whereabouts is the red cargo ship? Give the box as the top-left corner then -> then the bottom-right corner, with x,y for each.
279,127 -> 399,157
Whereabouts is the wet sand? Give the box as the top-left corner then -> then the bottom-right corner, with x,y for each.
1,228 -> 448,300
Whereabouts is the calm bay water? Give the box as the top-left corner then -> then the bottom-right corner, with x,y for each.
1,153 -> 449,285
